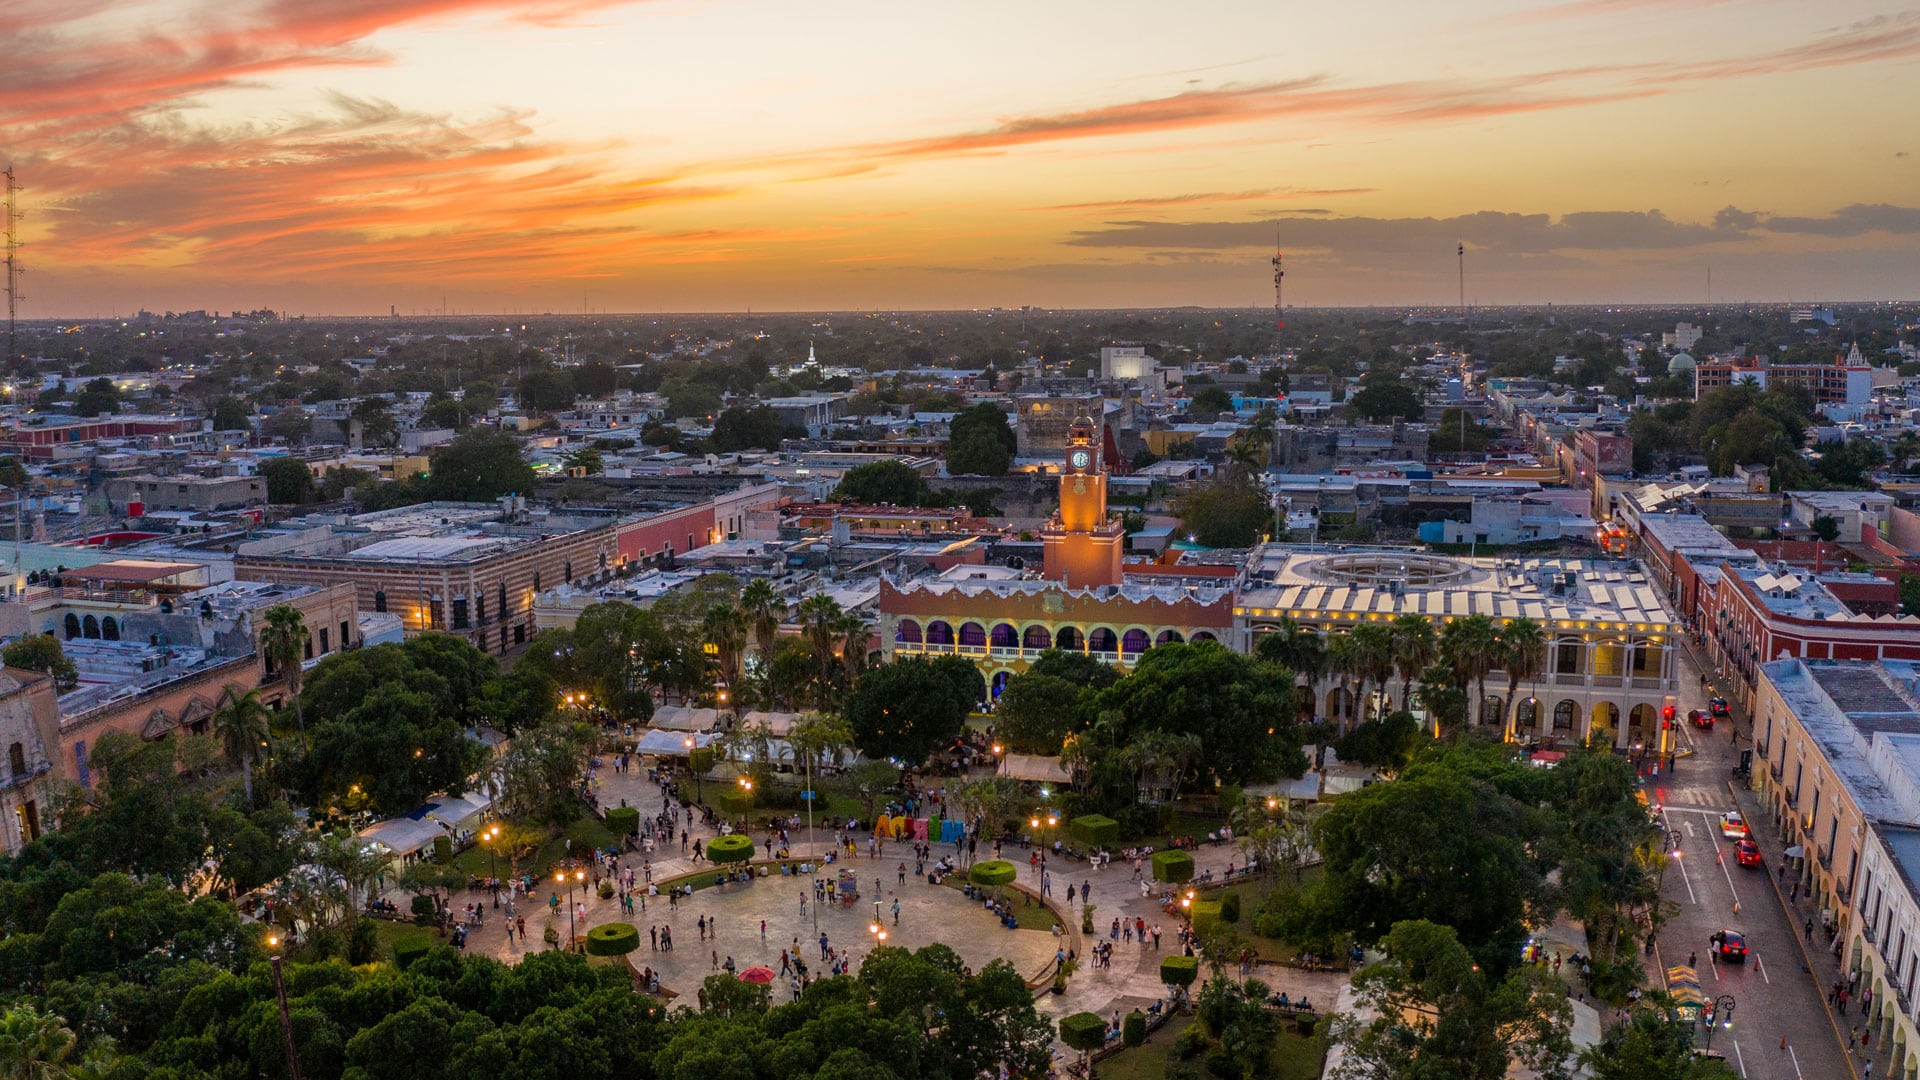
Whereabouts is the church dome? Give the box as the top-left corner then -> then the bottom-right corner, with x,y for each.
1666,352 -> 1696,375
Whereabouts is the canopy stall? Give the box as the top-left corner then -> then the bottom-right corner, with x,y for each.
740,710 -> 802,737
635,729 -> 720,756
997,754 -> 1071,786
649,706 -> 721,732
356,791 -> 493,858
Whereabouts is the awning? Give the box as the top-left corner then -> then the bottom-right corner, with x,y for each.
997,753 -> 1071,785
1663,965 -> 1705,1007
635,729 -> 719,756
649,706 -> 721,732
355,790 -> 493,857
740,710 -> 803,736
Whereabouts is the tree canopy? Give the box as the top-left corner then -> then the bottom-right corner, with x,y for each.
944,403 -> 1015,476
710,405 -> 787,453
842,655 -> 980,764
833,461 -> 930,506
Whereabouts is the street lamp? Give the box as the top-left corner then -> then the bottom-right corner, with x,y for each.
485,824 -> 502,908
555,868 -> 586,950
266,934 -> 303,1080
1702,994 -> 1735,1053
684,735 -> 703,802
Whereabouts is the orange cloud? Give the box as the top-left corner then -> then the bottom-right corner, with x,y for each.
1039,188 -> 1379,212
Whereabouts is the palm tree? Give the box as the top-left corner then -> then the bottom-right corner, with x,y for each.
1440,614 -> 1500,727
739,579 -> 781,663
211,684 -> 270,805
0,1002 -> 78,1080
260,603 -> 311,741
1255,618 -> 1325,703
1497,617 -> 1548,743
703,602 -> 747,695
1323,632 -> 1360,730
1348,623 -> 1395,723
832,609 -> 869,686
796,594 -> 844,706
1390,614 -> 1437,711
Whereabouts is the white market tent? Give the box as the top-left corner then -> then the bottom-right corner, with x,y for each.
649,706 -> 721,732
356,790 -> 493,858
740,710 -> 803,737
635,729 -> 720,756
998,754 -> 1071,785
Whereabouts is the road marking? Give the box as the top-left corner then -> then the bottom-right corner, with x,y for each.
1733,1038 -> 1748,1077
1787,1044 -> 1803,1079
1684,820 -> 1697,838
1662,807 -> 1698,904
1716,843 -> 1741,908
1756,953 -> 1770,984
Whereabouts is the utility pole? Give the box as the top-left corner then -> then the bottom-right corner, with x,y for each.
1457,242 -> 1466,327
4,167 -> 23,372
270,952 -> 304,1080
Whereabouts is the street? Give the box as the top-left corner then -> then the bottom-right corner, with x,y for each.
1647,638 -> 1851,1079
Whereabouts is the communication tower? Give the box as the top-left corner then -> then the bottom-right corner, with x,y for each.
3,168 -> 21,371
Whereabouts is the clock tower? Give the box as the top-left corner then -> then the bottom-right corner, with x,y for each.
1042,416 -> 1125,587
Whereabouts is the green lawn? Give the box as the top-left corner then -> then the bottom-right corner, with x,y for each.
1191,869 -> 1349,968
939,878 -> 1063,931
370,918 -> 441,961
446,814 -> 620,887
1098,1015 -> 1326,1080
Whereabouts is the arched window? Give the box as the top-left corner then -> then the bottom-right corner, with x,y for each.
1516,698 -> 1539,728
958,622 -> 987,647
1481,694 -> 1504,726
82,614 -> 99,639
895,619 -> 923,644
1055,627 -> 1084,650
1088,627 -> 1118,653
1192,631 -> 1219,643
1155,630 -> 1185,646
7,742 -> 24,777
1553,700 -> 1577,732
101,616 -> 119,641
925,621 -> 954,645
1023,625 -> 1052,650
989,624 -> 1018,648
63,613 -> 80,639
374,590 -> 387,613
1554,637 -> 1582,676
1121,629 -> 1150,655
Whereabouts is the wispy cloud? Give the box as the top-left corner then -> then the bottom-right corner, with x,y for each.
1037,188 -> 1376,213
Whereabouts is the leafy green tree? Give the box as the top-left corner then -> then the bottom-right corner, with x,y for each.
1084,641 -> 1303,787
1578,997 -> 1738,1079
488,721 -> 587,825
0,872 -> 257,991
283,683 -> 487,816
659,376 -> 721,419
0,456 -> 26,488
993,670 -> 1086,754
260,456 -> 316,504
1901,573 -> 1920,617
1189,384 -> 1234,416
424,431 -> 536,501
71,378 -> 120,418
709,405 -> 785,453
1174,476 -> 1269,548
0,1002 -> 79,1078
560,446 -> 603,475
2,634 -> 78,692
261,603 -> 311,739
211,397 -> 252,431
1332,919 -> 1573,1080
945,403 -> 1015,476
833,460 -> 930,506
352,396 -> 398,449
421,397 -> 472,430
210,685 -> 270,805
1348,380 -> 1422,421
842,656 -> 979,764
1810,514 -> 1840,542
515,366 -> 576,413
1334,711 -> 1426,777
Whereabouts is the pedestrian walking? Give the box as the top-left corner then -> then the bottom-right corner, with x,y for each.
761,919 -> 767,940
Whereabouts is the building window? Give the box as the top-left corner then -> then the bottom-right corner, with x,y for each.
477,595 -> 486,623
318,628 -> 329,653
63,613 -> 79,639
563,561 -> 572,584
82,614 -> 99,639
303,637 -> 313,660
101,616 -> 119,641
498,582 -> 507,616
373,591 -> 387,613
340,620 -> 350,648
6,741 -> 23,777
452,598 -> 469,630
534,571 -> 541,592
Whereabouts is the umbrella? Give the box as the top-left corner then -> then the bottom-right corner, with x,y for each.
739,965 -> 777,984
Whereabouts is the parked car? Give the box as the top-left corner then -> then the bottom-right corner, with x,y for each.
1710,929 -> 1748,962
1709,697 -> 1732,718
1720,811 -> 1749,839
1688,708 -> 1714,730
1733,839 -> 1763,867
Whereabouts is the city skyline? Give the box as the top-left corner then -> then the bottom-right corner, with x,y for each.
5,0 -> 1919,316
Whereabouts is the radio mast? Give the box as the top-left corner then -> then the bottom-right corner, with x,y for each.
1270,225 -> 1284,347
3,167 -> 22,371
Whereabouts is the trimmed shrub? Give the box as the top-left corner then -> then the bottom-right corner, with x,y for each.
1059,1012 -> 1107,1054
410,894 -> 437,926
1220,891 -> 1241,924
1160,954 -> 1199,989
393,938 -> 431,970
716,790 -> 752,818
1123,1010 -> 1147,1047
688,747 -> 716,775
969,860 -> 1017,888
603,807 -> 639,837
584,922 -> 641,956
432,835 -> 453,865
597,880 -> 614,900
1152,849 -> 1195,884
1190,900 -> 1223,939
706,834 -> 754,864
348,919 -> 379,965
1070,814 -> 1118,849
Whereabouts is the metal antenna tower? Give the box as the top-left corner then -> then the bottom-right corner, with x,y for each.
3,168 -> 22,371
1270,227 -> 1284,326
1456,241 -> 1467,326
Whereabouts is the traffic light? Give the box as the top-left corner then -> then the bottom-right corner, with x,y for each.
1662,704 -> 1675,730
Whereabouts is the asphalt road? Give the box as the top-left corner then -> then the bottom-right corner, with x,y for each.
1647,640 -> 1851,1079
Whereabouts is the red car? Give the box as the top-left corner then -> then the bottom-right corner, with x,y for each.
1688,709 -> 1714,730
1711,929 -> 1748,962
1733,839 -> 1762,867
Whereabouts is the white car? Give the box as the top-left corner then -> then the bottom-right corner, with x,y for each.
1720,811 -> 1749,840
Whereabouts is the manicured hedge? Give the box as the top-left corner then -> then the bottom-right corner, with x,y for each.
432,835 -> 453,865
1059,1012 -> 1107,1053
1190,899 -> 1223,939
585,922 -> 640,956
1123,1011 -> 1147,1047
716,790 -> 753,818
1070,814 -> 1118,849
969,860 -> 1017,888
707,834 -> 754,864
603,807 -> 639,837
1160,955 -> 1199,988
1152,849 -> 1194,883
688,748 -> 716,775
393,939 -> 431,970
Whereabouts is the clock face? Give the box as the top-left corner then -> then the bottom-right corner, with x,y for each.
1069,449 -> 1092,471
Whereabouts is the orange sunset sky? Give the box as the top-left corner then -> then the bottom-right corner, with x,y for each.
3,0 -> 1918,315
